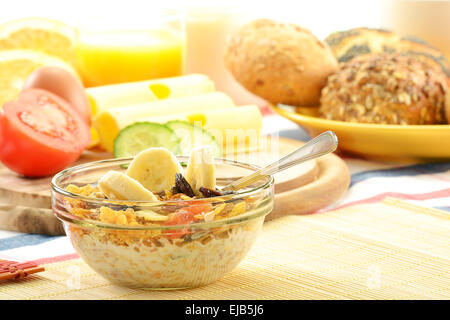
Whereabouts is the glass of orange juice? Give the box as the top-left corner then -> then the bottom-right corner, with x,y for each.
76,8 -> 185,87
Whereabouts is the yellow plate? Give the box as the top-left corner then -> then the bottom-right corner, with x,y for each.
272,104 -> 450,161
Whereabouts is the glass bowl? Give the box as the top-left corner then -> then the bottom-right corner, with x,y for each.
51,156 -> 274,289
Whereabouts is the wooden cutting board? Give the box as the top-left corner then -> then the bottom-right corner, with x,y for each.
0,137 -> 350,235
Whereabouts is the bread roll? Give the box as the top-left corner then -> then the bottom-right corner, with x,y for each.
320,53 -> 448,125
325,27 -> 450,77
224,19 -> 338,106
446,88 -> 450,124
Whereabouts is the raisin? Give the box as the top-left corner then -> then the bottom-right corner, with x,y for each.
156,190 -> 166,198
170,185 -> 179,196
175,173 -> 195,197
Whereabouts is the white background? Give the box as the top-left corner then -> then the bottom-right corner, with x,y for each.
0,0 -> 388,39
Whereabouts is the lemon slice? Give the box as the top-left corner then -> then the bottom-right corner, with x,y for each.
0,49 -> 77,108
0,17 -> 77,67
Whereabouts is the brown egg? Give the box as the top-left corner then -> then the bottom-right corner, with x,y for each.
23,66 -> 91,124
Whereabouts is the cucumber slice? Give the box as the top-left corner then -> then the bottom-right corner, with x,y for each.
166,120 -> 222,157
114,122 -> 180,158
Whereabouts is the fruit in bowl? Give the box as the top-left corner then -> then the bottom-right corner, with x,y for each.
52,146 -> 274,289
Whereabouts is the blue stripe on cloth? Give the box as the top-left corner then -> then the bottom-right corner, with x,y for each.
0,233 -> 57,251
434,206 -> 450,212
350,162 -> 450,187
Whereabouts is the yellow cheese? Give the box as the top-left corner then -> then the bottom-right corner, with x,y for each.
94,92 -> 235,152
87,127 -> 100,149
187,105 -> 262,148
139,105 -> 262,150
86,74 -> 215,115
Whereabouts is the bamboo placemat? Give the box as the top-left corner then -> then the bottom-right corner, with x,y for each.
1,197 -> 449,300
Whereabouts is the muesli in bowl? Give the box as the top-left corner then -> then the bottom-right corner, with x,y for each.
52,146 -> 274,289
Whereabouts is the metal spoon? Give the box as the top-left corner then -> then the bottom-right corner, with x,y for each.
220,131 -> 338,192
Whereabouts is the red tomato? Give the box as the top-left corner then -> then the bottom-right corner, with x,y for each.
18,89 -> 91,149
22,67 -> 91,125
0,89 -> 91,177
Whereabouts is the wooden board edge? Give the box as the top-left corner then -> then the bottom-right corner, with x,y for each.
265,153 -> 350,221
0,188 -> 52,209
274,161 -> 319,194
0,203 -> 64,235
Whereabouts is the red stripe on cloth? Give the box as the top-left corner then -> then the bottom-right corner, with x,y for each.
329,188 -> 450,211
29,253 -> 79,266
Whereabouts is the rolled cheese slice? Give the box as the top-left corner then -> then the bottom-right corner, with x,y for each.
86,74 -> 215,115
94,91 -> 235,152
187,105 -> 262,148
140,105 -> 262,148
87,127 -> 100,149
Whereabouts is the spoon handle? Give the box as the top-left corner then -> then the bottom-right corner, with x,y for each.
221,131 -> 338,192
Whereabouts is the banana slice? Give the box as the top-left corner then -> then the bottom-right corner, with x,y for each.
98,170 -> 159,202
126,147 -> 183,193
185,145 -> 216,195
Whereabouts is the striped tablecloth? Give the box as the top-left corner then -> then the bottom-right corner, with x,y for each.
0,110 -> 449,297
